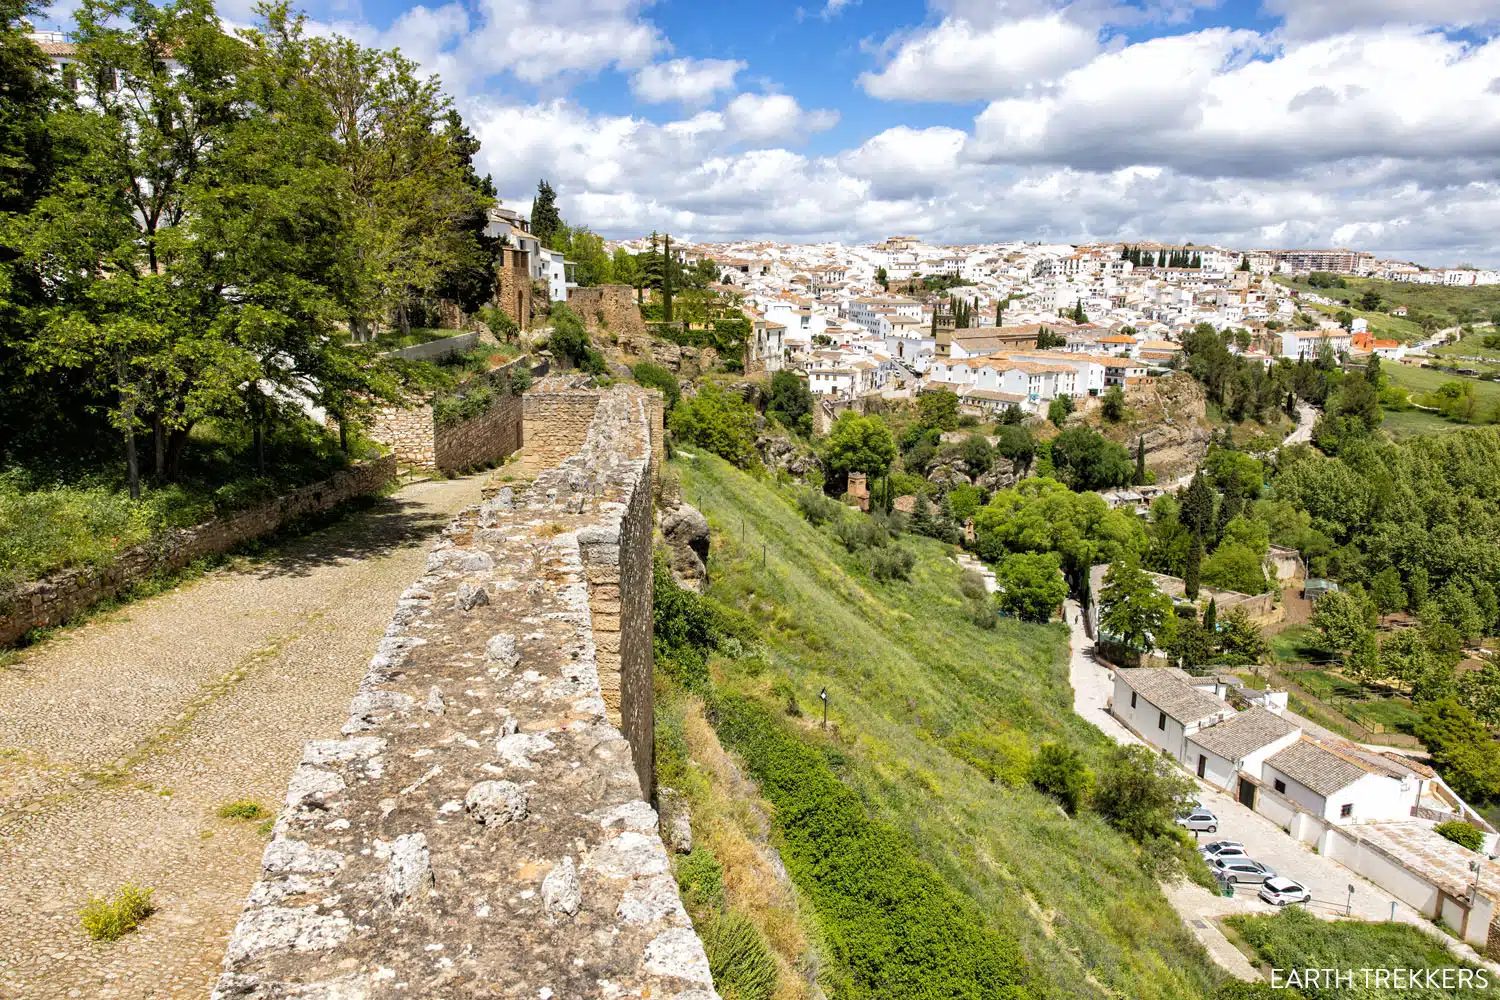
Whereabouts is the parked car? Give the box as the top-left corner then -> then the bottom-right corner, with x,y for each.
1176,809 -> 1219,833
1200,841 -> 1247,860
1259,877 -> 1311,906
1213,858 -> 1276,883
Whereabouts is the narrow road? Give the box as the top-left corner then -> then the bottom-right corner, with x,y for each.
0,472 -> 489,1000
1284,401 -> 1319,447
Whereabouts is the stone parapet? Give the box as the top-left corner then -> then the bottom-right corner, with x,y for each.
214,385 -> 708,1000
0,456 -> 397,648
369,358 -> 527,475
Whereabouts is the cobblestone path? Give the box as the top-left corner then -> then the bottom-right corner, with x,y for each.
0,473 -> 489,999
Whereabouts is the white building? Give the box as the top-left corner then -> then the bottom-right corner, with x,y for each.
1111,668 -> 1234,763
1277,330 -> 1353,359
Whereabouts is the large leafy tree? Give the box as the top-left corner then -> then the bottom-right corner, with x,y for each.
823,412 -> 896,482
995,552 -> 1068,623
1049,426 -> 1132,492
973,477 -> 1146,589
1415,699 -> 1500,803
1099,557 -> 1175,651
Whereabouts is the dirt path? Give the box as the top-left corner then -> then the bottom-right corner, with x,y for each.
0,472 -> 488,1000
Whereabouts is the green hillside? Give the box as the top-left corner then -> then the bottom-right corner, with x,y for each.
666,451 -> 1222,999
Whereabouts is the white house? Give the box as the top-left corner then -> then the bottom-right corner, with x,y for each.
1184,707 -> 1300,791
1277,330 -> 1353,359
1260,738 -> 1420,829
534,247 -> 577,303
1111,668 -> 1234,764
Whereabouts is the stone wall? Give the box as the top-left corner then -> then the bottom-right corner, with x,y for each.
568,284 -> 647,347
521,377 -> 606,471
369,358 -> 527,475
0,456 -> 397,647
213,385 -> 713,1000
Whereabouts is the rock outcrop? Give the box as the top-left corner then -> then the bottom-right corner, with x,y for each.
660,504 -> 710,594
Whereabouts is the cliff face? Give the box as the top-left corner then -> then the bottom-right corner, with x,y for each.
1093,372 -> 1213,481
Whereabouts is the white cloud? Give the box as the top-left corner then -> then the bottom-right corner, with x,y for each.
1261,0 -> 1500,39
965,28 -> 1500,180
860,13 -> 1101,101
724,93 -> 840,143
822,0 -> 857,18
630,58 -> 746,104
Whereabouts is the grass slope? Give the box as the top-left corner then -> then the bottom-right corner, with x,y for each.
675,452 -> 1221,999
1275,276 -> 1500,336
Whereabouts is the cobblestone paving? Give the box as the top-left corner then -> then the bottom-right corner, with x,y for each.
0,473 -> 489,1000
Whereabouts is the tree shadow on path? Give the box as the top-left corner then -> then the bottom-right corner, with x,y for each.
244,479 -> 479,581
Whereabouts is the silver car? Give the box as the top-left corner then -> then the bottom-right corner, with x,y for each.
1213,857 -> 1276,883
1259,877 -> 1311,906
1200,841 -> 1247,860
1176,809 -> 1219,833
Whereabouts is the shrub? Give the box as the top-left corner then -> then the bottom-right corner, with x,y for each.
869,546 -> 915,582
216,801 -> 268,821
967,597 -> 998,630
675,846 -> 725,911
832,516 -> 888,552
795,489 -> 843,527
1435,821 -> 1485,851
632,362 -> 681,411
1030,741 -> 1093,813
79,883 -> 155,941
433,381 -> 496,427
479,305 -> 519,341
946,729 -> 1031,785
704,911 -> 779,1000
509,364 -> 533,395
958,569 -> 989,601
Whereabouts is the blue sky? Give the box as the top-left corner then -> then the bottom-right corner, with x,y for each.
40,0 -> 1500,261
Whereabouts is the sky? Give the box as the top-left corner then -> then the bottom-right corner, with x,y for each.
41,0 -> 1500,261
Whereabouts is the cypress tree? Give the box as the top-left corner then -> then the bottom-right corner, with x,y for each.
662,232 -> 675,322
1184,533 -> 1202,600
1133,437 -> 1147,486
1203,598 -> 1218,635
1182,472 -> 1216,539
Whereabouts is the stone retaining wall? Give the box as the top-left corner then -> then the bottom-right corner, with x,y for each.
0,456 -> 397,647
369,358 -> 527,475
567,284 -> 647,346
521,377 -> 607,471
213,384 -> 714,1000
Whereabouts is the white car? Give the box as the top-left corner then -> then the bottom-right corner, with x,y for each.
1200,841 -> 1247,860
1176,809 -> 1219,833
1259,877 -> 1311,906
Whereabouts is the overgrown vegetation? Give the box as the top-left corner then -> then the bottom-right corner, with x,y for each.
1434,820 -> 1484,851
663,451 -> 1222,998
215,800 -> 269,821
79,883 -> 155,941
1226,906 -> 1485,999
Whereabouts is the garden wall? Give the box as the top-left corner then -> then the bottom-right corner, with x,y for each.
0,456 -> 397,647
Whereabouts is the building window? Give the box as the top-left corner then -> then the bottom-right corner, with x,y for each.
1340,803 -> 1353,818
1273,778 -> 1286,794
1157,711 -> 1166,731
1130,692 -> 1137,709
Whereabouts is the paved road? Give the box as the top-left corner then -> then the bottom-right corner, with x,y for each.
1062,603 -> 1497,978
1284,402 -> 1319,447
0,472 -> 489,1000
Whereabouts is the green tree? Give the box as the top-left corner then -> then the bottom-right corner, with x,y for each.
1100,558 -> 1175,650
1049,426 -> 1132,491
1093,744 -> 1197,842
1030,742 -> 1093,813
1047,392 -> 1073,428
1311,590 -> 1373,659
1201,543 -> 1267,595
1379,628 -> 1436,696
1459,661 -> 1500,727
874,265 -> 887,289
1166,616 -> 1213,672
960,433 -> 993,474
669,383 -> 758,468
1101,384 -> 1126,423
1180,472 -> 1216,540
973,477 -> 1147,589
996,552 -> 1068,623
1182,532 -> 1202,600
530,178 -> 561,248
1215,607 -> 1270,665
1133,438 -> 1147,486
613,246 -> 643,302
993,424 -> 1034,475
768,370 -> 813,434
631,362 -> 680,411
823,412 -> 896,483
1369,566 -> 1405,622
1415,699 -> 1500,802
918,390 -> 960,431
